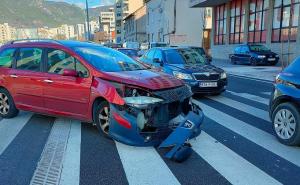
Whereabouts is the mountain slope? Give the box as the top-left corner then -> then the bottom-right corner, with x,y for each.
0,0 -> 86,27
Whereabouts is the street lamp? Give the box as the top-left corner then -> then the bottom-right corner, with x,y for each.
86,0 -> 91,41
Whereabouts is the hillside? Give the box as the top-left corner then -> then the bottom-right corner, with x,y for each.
0,0 -> 86,27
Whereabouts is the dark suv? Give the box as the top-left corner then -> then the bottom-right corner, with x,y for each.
0,40 -> 204,159
270,58 -> 300,146
230,44 -> 279,66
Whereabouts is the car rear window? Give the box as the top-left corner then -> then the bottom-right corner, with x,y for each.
0,48 -> 15,68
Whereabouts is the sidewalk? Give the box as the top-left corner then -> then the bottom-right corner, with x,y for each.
212,59 -> 282,81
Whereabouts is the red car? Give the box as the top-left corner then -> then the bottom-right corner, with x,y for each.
0,40 -> 203,160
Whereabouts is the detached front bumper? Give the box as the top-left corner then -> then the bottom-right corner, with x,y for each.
108,102 -> 204,147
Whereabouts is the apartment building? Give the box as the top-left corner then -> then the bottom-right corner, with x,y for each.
145,0 -> 205,47
190,0 -> 300,64
0,23 -> 12,43
114,0 -> 145,43
100,7 -> 116,42
124,5 -> 147,43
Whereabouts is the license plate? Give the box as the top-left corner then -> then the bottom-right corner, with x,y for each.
268,58 -> 275,61
200,82 -> 218,87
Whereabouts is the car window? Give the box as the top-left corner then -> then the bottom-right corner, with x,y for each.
234,47 -> 240,53
0,48 -> 15,68
16,48 -> 42,72
147,49 -> 155,59
153,50 -> 163,61
47,49 -> 89,77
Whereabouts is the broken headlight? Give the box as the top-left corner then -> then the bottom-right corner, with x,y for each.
123,96 -> 163,109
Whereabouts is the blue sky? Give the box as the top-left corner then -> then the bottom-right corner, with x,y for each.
50,0 -> 115,8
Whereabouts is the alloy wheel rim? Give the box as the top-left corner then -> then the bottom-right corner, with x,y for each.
274,109 -> 296,140
0,93 -> 9,115
98,106 -> 110,134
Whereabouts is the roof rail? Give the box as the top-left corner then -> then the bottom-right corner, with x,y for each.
9,39 -> 61,45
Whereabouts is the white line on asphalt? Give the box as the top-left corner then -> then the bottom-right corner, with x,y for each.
195,101 -> 300,167
59,120 -> 81,185
0,112 -> 32,155
229,74 -> 274,84
208,95 -> 270,121
191,132 -> 281,185
115,142 -> 180,185
226,90 -> 269,105
261,92 -> 272,96
30,118 -> 72,185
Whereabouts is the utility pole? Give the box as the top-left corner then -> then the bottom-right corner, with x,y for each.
86,0 -> 91,41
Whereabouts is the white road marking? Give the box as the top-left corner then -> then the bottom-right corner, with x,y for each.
115,142 -> 180,185
0,112 -> 32,155
195,101 -> 300,167
261,92 -> 272,96
208,96 -> 270,121
226,90 -> 269,105
192,132 -> 281,185
59,120 -> 81,185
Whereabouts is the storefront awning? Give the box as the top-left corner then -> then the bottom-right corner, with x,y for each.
190,0 -> 231,7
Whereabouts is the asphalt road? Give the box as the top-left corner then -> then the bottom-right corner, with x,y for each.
0,75 -> 300,185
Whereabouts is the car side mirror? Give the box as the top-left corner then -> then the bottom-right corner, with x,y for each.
62,69 -> 78,77
153,58 -> 163,66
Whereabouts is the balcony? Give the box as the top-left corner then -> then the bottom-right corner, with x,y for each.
189,0 -> 230,7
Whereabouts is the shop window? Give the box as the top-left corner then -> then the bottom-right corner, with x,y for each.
272,0 -> 299,42
248,0 -> 269,43
214,4 -> 227,45
229,0 -> 246,44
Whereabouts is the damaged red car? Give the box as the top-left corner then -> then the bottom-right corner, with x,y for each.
0,40 -> 204,161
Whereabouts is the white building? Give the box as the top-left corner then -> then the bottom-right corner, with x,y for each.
145,0 -> 205,47
0,23 -> 13,43
58,24 -> 75,39
100,7 -> 115,42
75,24 -> 85,39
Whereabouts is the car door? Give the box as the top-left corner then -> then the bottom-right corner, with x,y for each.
43,48 -> 92,119
8,47 -> 46,110
233,46 -> 241,62
243,45 -> 252,63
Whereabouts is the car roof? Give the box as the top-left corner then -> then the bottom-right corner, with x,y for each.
1,39 -> 102,49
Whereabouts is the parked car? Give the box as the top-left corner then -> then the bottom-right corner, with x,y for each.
0,40 -> 204,161
230,44 -> 279,66
117,48 -> 140,60
139,47 -> 227,95
270,58 -> 300,146
123,42 -> 140,50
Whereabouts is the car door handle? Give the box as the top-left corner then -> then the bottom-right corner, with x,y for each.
43,79 -> 53,83
10,74 -> 18,78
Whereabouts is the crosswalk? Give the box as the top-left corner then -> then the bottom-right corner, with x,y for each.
0,89 -> 300,185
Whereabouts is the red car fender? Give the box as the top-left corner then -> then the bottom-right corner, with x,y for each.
87,77 -> 125,122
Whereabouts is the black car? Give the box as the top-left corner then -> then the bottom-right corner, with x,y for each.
230,44 -> 279,66
270,58 -> 300,146
139,47 -> 227,95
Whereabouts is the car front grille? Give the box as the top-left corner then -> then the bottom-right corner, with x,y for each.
193,73 -> 220,81
153,85 -> 193,103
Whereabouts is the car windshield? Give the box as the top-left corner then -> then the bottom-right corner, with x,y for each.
165,49 -> 206,65
118,49 -> 138,57
192,47 -> 206,56
249,45 -> 270,52
73,46 -> 145,72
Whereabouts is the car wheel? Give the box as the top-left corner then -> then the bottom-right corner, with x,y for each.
272,102 -> 300,146
250,58 -> 257,66
0,88 -> 19,119
95,101 -> 111,138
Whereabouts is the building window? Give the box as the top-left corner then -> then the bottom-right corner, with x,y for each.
248,0 -> 269,43
229,0 -> 246,44
272,0 -> 300,42
214,4 -> 227,45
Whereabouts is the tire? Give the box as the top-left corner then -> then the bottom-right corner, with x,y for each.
250,58 -> 257,66
0,88 -> 19,119
272,102 -> 300,146
94,101 -> 111,138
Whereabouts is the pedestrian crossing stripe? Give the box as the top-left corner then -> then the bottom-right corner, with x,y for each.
226,90 -> 269,105
0,90 -> 299,185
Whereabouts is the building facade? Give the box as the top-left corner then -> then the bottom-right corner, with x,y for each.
114,0 -> 145,43
100,7 -> 116,42
124,5 -> 147,43
145,0 -> 205,47
190,0 -> 300,64
0,23 -> 13,43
